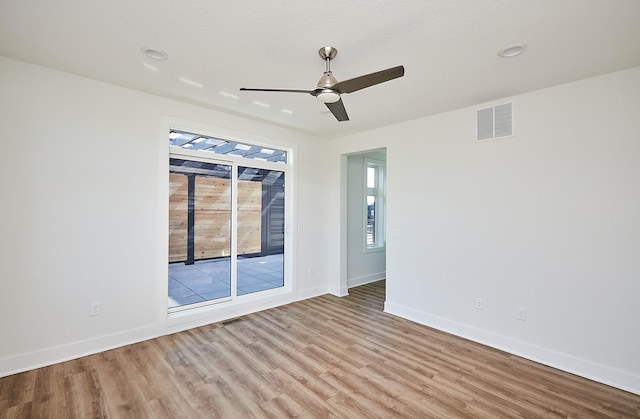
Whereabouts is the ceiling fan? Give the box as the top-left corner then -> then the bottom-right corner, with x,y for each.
240,46 -> 405,121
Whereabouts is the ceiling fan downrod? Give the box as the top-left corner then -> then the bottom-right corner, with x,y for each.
319,46 -> 337,73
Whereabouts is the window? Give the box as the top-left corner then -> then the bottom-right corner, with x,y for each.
169,130 -> 287,163
365,158 -> 385,251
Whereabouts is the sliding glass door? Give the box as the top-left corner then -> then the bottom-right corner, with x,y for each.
237,166 -> 285,295
168,158 -> 232,309
167,130 -> 288,312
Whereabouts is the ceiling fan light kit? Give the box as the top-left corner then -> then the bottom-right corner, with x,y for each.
240,46 -> 404,121
317,89 -> 341,103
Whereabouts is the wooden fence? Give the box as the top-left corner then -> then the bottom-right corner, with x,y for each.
168,173 -> 262,263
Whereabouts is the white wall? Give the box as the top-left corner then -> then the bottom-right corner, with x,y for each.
347,151 -> 386,288
3,54 -> 639,394
0,56 -> 330,376
329,66 -> 640,394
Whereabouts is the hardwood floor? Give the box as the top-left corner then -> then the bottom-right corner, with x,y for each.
1,281 -> 639,418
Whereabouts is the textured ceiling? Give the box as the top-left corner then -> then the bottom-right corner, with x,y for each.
1,0 -> 639,139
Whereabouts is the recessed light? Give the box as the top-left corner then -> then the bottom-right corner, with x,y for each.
498,44 -> 527,58
141,47 -> 168,60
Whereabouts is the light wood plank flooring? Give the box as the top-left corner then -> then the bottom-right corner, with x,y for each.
1,281 -> 639,418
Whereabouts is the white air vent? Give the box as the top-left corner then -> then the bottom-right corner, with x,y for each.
477,103 -> 513,141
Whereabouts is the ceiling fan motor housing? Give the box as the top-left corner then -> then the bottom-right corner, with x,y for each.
317,71 -> 338,89
315,70 -> 341,103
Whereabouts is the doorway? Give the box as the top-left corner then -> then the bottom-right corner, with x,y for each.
346,149 -> 386,290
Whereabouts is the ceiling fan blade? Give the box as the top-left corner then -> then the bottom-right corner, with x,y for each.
332,65 -> 404,94
325,99 -> 349,121
239,87 -> 314,94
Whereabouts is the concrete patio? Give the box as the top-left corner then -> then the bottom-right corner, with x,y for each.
168,253 -> 284,308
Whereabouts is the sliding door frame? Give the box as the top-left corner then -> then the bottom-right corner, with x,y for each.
157,117 -> 296,334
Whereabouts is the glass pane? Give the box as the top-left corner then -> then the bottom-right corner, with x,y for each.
168,158 -> 232,309
367,195 -> 376,246
237,166 -> 285,295
169,130 -> 287,163
367,166 -> 376,188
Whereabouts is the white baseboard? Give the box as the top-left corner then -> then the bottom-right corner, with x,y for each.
1,286 -> 331,378
295,285 -> 329,301
328,284 -> 349,297
0,324 -> 158,378
166,284 -> 331,335
347,271 -> 387,288
348,272 -> 385,289
384,301 -> 640,396
167,292 -> 294,335
329,272 -> 385,297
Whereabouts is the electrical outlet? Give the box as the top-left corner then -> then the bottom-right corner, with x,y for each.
90,302 -> 101,316
517,307 -> 526,321
474,298 -> 484,310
